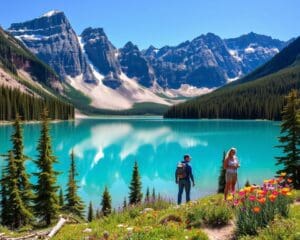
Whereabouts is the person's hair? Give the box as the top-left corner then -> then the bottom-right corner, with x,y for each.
225,147 -> 237,160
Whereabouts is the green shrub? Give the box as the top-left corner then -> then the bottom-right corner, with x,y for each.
204,203 -> 232,227
186,207 -> 206,228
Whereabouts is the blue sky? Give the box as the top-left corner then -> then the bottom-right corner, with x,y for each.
1,0 -> 299,49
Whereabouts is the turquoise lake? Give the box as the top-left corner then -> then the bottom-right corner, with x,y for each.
0,118 -> 282,209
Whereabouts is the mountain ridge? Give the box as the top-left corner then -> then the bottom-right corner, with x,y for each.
5,9 -> 294,113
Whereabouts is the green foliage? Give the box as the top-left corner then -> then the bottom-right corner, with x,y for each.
186,207 -> 205,228
145,187 -> 150,202
239,218 -> 297,240
186,199 -> 232,228
64,150 -> 85,218
129,161 -> 143,205
152,188 -> 156,201
0,85 -> 74,121
101,187 -> 112,217
0,165 -> 9,226
123,197 -> 127,209
33,109 -> 59,226
87,201 -> 94,222
59,188 -> 64,207
245,180 -> 251,187
11,114 -> 33,223
164,65 -> 300,120
276,89 -> 300,189
205,203 -> 232,227
217,151 -> 226,193
3,151 -> 33,229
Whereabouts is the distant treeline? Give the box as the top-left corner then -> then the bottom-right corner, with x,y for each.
0,85 -> 74,121
164,66 -> 300,120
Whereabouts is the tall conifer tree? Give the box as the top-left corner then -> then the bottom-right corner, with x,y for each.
101,187 -> 112,216
59,188 -> 64,207
34,109 -> 59,226
11,114 -> 33,224
129,161 -> 143,204
276,89 -> 300,189
87,201 -> 94,222
5,151 -> 32,229
65,150 -> 84,218
217,151 -> 226,193
0,166 -> 9,226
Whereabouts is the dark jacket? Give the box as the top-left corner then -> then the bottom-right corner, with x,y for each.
175,161 -> 195,183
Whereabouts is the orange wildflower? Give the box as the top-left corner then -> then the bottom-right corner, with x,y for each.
257,197 -> 266,204
252,206 -> 261,213
280,172 -> 287,177
269,194 -> 277,202
287,178 -> 293,183
281,187 -> 290,195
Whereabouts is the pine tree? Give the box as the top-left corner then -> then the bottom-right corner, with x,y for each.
59,188 -> 64,207
87,201 -> 94,222
0,165 -> 9,226
33,109 -> 59,226
11,114 -> 33,224
276,90 -> 300,189
129,161 -> 143,205
65,150 -> 85,218
145,187 -> 150,202
152,188 -> 156,201
101,187 -> 112,217
123,197 -> 127,209
5,151 -> 32,229
217,151 -> 226,193
245,180 -> 251,187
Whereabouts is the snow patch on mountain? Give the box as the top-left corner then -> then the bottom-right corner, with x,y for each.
228,49 -> 242,62
42,10 -> 62,18
68,37 -> 172,110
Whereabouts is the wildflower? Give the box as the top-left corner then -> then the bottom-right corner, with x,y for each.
238,190 -> 246,197
263,179 -> 269,184
233,199 -> 239,206
287,178 -> 293,183
286,192 -> 292,196
281,187 -> 290,195
269,179 -> 276,184
227,195 -> 233,201
249,195 -> 256,201
272,190 -> 279,196
257,197 -> 266,204
244,187 -> 252,193
280,172 -> 287,177
252,206 -> 261,213
269,194 -> 276,202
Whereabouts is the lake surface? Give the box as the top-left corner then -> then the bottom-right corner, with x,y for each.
0,117 -> 282,209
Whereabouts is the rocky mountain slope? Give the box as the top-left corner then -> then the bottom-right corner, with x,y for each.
7,10 -> 290,112
164,36 -> 300,120
0,27 -> 74,120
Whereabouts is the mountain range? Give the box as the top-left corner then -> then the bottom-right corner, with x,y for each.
3,10 -> 292,113
164,36 -> 300,120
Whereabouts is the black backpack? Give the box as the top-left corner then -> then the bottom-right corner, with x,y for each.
176,162 -> 187,180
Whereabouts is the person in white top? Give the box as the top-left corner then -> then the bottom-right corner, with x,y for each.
224,147 -> 240,200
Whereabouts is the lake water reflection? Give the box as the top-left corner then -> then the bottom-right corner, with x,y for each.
0,118 -> 282,208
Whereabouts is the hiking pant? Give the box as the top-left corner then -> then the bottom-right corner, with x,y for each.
177,179 -> 191,204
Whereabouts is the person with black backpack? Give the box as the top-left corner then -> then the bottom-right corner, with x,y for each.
175,154 -> 195,204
